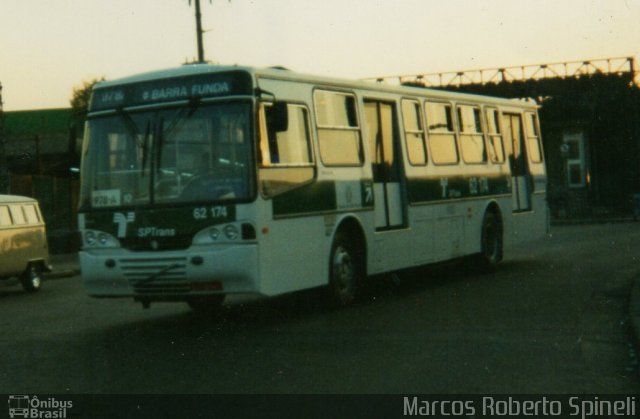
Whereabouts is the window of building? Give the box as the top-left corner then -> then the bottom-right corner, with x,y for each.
402,99 -> 427,165
457,105 -> 486,163
425,101 -> 458,164
563,132 -> 585,188
314,90 -> 362,166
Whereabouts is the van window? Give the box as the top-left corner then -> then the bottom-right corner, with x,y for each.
0,206 -> 11,226
23,204 -> 40,224
9,205 -> 26,225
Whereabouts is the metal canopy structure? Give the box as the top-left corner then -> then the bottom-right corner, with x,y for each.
368,56 -> 637,89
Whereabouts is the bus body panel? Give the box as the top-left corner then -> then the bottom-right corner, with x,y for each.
78,65 -> 547,306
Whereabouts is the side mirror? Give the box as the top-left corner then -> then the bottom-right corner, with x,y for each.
266,101 -> 289,133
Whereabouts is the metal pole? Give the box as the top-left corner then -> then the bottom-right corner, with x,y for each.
194,0 -> 205,62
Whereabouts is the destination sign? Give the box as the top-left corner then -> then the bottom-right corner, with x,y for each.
89,70 -> 254,112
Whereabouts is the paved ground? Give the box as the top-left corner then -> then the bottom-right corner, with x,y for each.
48,223 -> 640,373
3,222 -> 638,396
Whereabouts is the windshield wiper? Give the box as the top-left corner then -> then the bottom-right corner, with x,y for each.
116,107 -> 141,143
141,120 -> 151,177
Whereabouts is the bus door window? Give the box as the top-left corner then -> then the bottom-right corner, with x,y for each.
364,100 -> 405,230
503,113 -> 532,211
485,107 -> 505,163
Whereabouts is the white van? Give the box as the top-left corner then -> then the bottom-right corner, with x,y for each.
0,195 -> 51,291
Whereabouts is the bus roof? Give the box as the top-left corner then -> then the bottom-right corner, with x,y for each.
94,63 -> 538,109
0,195 -> 38,204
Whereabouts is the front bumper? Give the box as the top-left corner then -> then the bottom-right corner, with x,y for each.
80,243 -> 259,299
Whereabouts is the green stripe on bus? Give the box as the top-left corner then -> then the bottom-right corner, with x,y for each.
272,180 -> 375,217
407,175 -> 512,203
272,181 -> 336,216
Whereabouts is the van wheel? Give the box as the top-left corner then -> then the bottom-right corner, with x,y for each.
187,295 -> 225,316
476,211 -> 503,272
328,232 -> 362,306
21,264 -> 43,292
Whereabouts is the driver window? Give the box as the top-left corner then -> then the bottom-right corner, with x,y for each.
259,103 -> 315,197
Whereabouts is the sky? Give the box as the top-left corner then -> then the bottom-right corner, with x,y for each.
1,0 -> 639,111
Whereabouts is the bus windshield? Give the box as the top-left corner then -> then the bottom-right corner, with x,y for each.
80,101 -> 254,209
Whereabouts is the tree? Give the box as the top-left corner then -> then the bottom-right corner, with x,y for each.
70,77 -> 105,116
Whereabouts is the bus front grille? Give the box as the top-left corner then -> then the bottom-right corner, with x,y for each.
119,257 -> 190,294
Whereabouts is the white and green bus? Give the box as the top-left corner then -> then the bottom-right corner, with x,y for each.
78,64 -> 547,311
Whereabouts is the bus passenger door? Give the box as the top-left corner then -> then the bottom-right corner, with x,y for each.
364,100 -> 406,230
503,113 -> 532,212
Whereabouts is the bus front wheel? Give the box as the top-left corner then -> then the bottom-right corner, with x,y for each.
328,232 -> 362,306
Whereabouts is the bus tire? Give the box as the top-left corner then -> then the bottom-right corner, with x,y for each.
187,294 -> 225,316
476,211 -> 503,272
328,232 -> 362,306
21,264 -> 43,292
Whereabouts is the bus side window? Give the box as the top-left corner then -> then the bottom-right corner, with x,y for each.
485,107 -> 505,163
425,101 -> 458,165
402,99 -> 427,165
314,90 -> 363,166
457,105 -> 486,164
0,205 -> 12,226
259,103 -> 315,197
264,104 -> 312,165
525,112 -> 543,163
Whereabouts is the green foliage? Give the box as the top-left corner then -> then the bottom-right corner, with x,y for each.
70,77 -> 105,115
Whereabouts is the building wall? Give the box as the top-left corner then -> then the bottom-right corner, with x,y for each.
2,108 -> 81,253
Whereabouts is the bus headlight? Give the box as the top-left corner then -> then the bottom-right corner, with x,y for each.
192,222 -> 252,245
223,224 -> 239,240
82,230 -> 120,248
85,231 -> 96,246
98,233 -> 109,245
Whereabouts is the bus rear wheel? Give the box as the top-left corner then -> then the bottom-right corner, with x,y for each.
187,294 -> 225,316
21,264 -> 43,292
476,211 -> 503,272
328,232 -> 362,306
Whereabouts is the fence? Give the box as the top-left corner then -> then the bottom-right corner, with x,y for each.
9,174 -> 79,254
